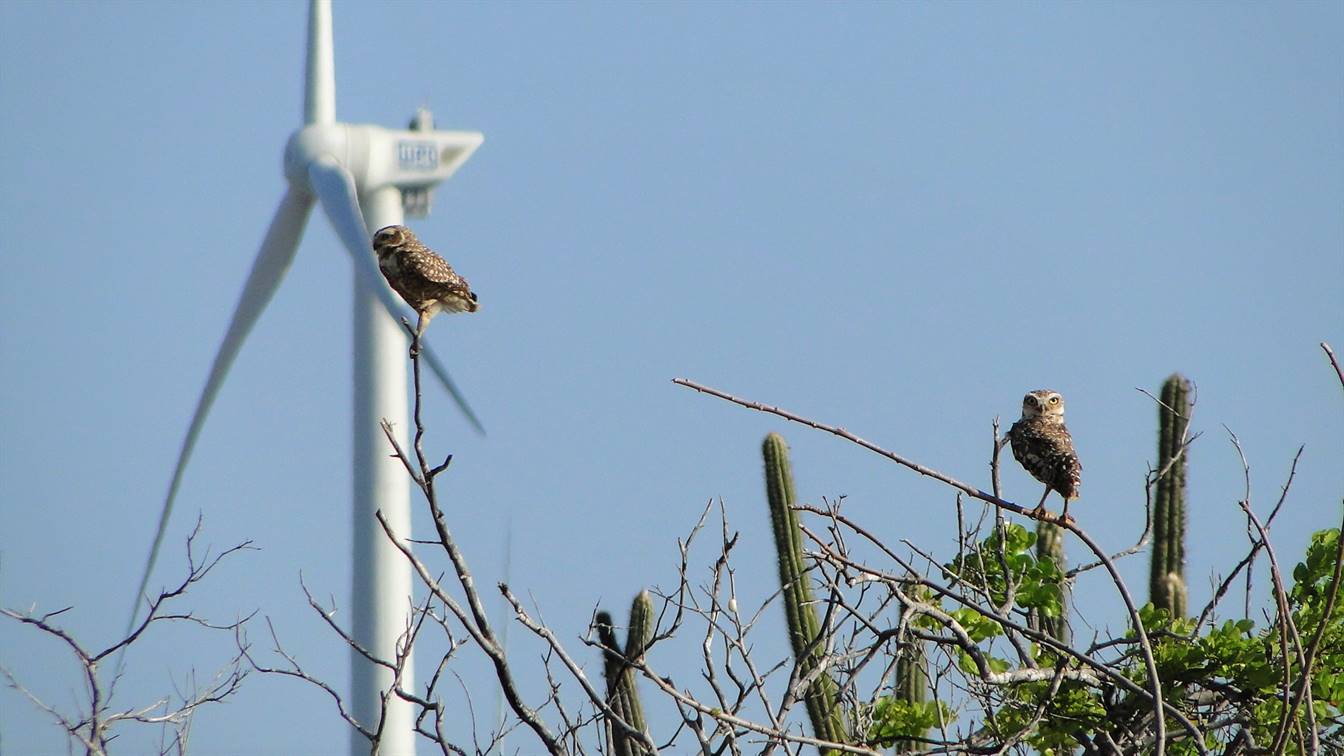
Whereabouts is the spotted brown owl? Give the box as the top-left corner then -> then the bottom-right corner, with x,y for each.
1007,389 -> 1082,521
371,225 -> 478,344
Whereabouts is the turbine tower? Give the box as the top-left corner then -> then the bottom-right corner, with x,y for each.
126,2 -> 482,752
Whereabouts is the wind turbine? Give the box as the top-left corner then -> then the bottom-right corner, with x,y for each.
126,2 -> 482,752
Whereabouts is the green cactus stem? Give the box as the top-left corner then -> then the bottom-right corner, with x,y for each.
1033,521 -> 1071,643
1151,373 -> 1191,617
893,603 -> 930,753
763,432 -> 848,752
597,590 -> 654,756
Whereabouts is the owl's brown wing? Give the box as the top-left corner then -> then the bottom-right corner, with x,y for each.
402,246 -> 464,285
1053,444 -> 1082,499
1041,426 -> 1081,499
1008,420 -> 1082,499
403,246 -> 478,312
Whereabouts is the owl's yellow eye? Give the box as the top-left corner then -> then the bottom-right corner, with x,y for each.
1049,396 -> 1060,404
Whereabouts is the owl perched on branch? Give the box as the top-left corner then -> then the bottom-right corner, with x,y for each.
371,225 -> 478,343
1007,389 -> 1083,521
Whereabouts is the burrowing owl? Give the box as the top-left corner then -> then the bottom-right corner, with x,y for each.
371,225 -> 478,344
1007,389 -> 1082,521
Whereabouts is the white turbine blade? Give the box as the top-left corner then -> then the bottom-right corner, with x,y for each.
125,187 -> 313,636
307,156 -> 486,434
416,337 -> 486,434
307,156 -> 373,266
304,0 -> 335,125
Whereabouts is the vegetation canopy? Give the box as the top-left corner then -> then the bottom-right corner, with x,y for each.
6,340 -> 1342,755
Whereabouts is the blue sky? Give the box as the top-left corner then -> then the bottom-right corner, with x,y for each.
1,2 -> 1340,753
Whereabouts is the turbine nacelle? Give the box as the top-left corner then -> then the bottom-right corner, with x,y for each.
285,121 -> 484,211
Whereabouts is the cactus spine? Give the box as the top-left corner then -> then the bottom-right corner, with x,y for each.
763,433 -> 848,752
1033,521 -> 1071,643
597,591 -> 654,756
1150,374 -> 1191,617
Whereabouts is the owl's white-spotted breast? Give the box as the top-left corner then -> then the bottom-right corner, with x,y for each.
1007,389 -> 1082,521
371,225 -> 478,342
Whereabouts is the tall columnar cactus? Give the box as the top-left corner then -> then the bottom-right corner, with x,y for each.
893,598 -> 930,753
763,433 -> 848,752
1033,521 -> 1071,643
1150,373 -> 1191,617
597,590 -> 654,756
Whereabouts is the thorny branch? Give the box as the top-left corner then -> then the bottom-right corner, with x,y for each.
793,503 -> 1208,749
380,328 -> 566,755
4,516 -> 252,756
672,378 -> 1037,520
241,347 -> 1341,755
673,377 -> 1172,753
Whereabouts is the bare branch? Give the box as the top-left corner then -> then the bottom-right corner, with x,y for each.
375,509 -> 565,754
237,618 -> 375,741
500,584 -> 660,755
1322,341 -> 1344,393
4,518 -> 251,755
672,378 -> 1045,520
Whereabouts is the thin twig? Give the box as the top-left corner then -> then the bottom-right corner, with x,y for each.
676,377 -> 1173,752
1060,520 -> 1167,754
373,345 -> 566,754
797,504 -> 1207,751
673,378 -> 1051,520
499,585 -> 661,755
1322,342 -> 1343,394
1284,501 -> 1344,754
375,510 -> 565,754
